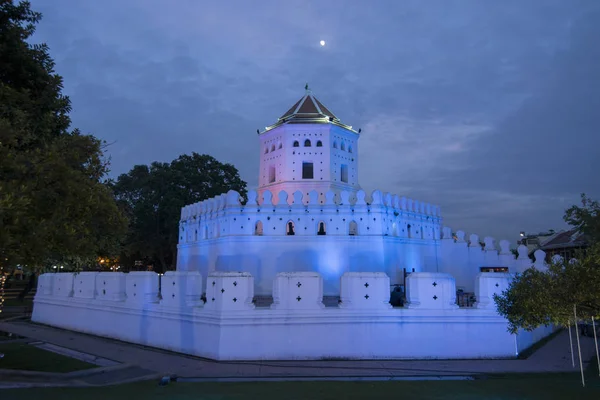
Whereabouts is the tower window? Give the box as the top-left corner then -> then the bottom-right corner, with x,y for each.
349,221 -> 358,236
340,164 -> 348,183
293,140 -> 299,147
304,139 -> 311,147
264,147 -> 269,154
278,142 -> 283,149
269,165 -> 276,183
286,221 -> 295,235
302,162 -> 314,179
254,221 -> 263,236
316,140 -> 323,147
341,142 -> 346,151
333,141 -> 338,149
348,145 -> 353,153
317,221 -> 326,235
271,144 -> 276,152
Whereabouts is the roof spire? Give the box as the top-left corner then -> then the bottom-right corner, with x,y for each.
305,83 -> 311,94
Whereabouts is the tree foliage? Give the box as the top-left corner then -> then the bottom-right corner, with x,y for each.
112,153 -> 247,272
0,1 -> 127,270
495,245 -> 600,333
564,193 -> 600,243
495,195 -> 600,333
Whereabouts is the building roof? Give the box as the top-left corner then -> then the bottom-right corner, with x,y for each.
262,88 -> 357,133
540,228 -> 589,251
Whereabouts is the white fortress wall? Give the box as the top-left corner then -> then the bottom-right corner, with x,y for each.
176,188 -> 444,295
436,227 -> 543,292
180,235 -> 441,296
176,189 -> 533,295
32,270 -> 554,361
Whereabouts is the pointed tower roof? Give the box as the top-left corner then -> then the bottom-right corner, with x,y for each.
262,86 -> 357,133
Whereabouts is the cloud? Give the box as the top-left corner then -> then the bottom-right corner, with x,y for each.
28,0 -> 600,244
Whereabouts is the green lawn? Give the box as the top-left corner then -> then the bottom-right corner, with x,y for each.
0,342 -> 96,373
0,371 -> 598,400
2,298 -> 33,307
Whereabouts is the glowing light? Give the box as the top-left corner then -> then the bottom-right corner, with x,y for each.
319,40 -> 325,46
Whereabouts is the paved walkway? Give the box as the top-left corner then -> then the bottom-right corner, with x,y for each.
1,320 -> 598,379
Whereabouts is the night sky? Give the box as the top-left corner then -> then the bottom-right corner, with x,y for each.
29,0 -> 600,245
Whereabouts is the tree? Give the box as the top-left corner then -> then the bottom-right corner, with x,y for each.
0,1 -> 127,273
564,193 -> 600,243
495,246 -> 600,333
494,195 -> 600,333
112,153 -> 247,272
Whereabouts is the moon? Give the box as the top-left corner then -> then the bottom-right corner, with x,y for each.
320,40 -> 326,46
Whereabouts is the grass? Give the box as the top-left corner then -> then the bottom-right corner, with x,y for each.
0,342 -> 96,373
0,332 -> 23,341
0,373 -> 599,400
2,298 -> 33,308
0,334 -> 597,399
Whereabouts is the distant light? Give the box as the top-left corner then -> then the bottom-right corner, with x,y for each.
519,232 -> 525,237
320,40 -> 325,46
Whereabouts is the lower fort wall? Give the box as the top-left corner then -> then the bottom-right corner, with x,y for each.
32,271 -> 554,361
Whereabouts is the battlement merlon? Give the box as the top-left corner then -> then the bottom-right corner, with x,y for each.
180,189 -> 441,220
177,189 -> 443,241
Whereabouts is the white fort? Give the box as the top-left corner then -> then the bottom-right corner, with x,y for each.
32,90 -> 554,361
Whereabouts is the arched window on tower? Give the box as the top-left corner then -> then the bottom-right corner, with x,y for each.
333,141 -> 338,149
254,221 -> 263,236
304,139 -> 311,147
407,224 -> 412,238
293,140 -> 299,147
278,142 -> 283,149
317,221 -> 326,235
349,221 -> 358,236
341,142 -> 346,151
348,145 -> 353,153
286,220 -> 295,235
271,144 -> 276,152
316,140 -> 323,147
264,147 -> 269,154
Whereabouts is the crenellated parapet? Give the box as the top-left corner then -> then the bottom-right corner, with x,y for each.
438,225 -> 549,290
178,188 -> 442,243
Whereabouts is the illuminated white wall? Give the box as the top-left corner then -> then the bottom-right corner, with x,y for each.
176,188 -> 535,296
177,188 -> 443,295
436,229 -> 543,292
179,235 -> 438,295
32,271 -> 555,361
